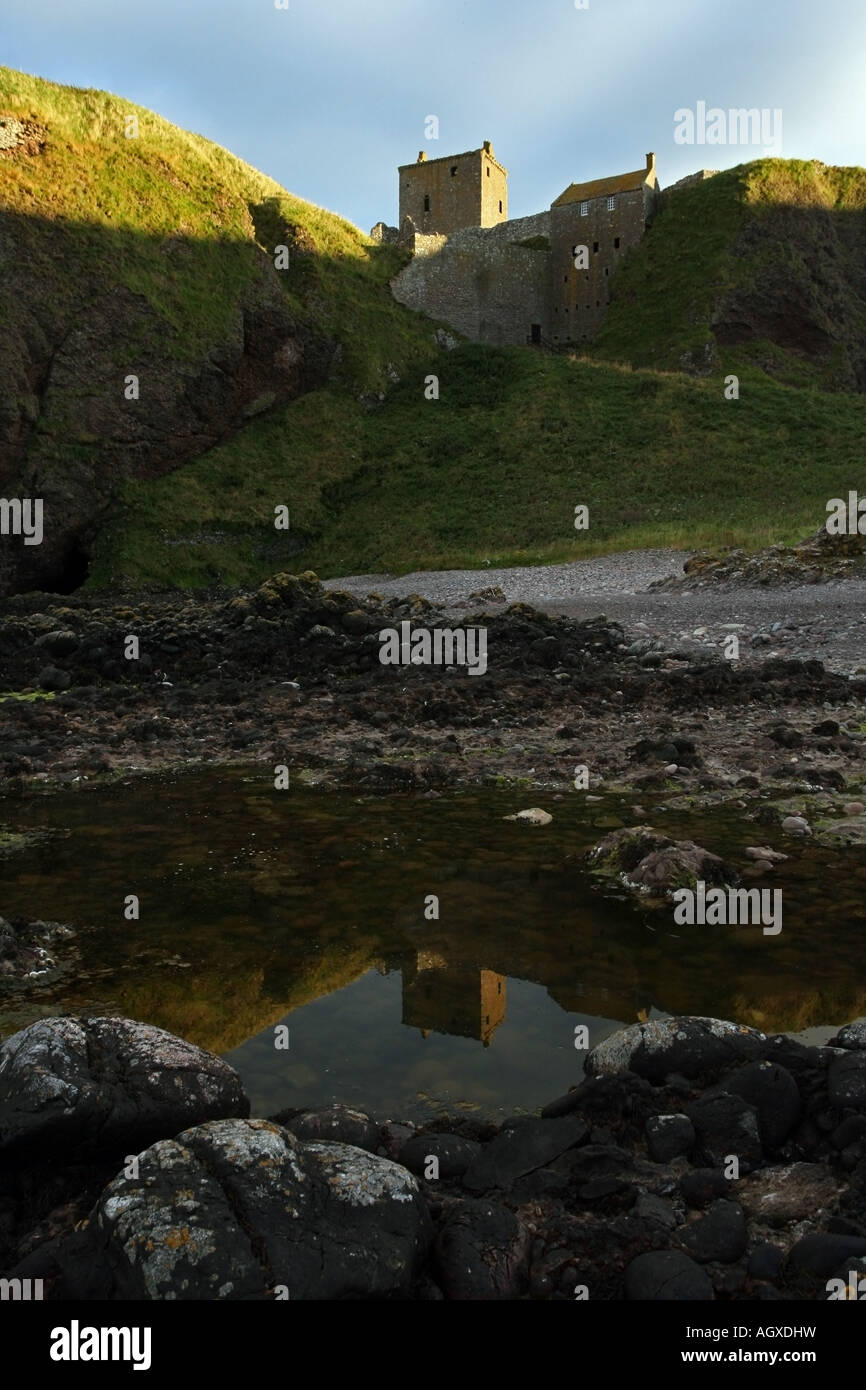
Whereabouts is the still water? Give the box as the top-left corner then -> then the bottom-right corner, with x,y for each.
1,767 -> 865,1121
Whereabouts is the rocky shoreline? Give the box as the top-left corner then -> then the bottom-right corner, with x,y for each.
1,572 -> 864,844
1,1013 -> 865,1300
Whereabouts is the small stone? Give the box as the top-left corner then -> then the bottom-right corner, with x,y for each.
781,815 -> 811,836
677,1199 -> 747,1264
645,1113 -> 695,1162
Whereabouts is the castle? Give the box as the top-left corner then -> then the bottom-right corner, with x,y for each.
371,142 -> 660,347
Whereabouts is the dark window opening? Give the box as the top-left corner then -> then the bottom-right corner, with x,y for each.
530,323 -> 541,343
423,194 -> 430,212
604,267 -> 609,276
593,241 -> 599,253
498,199 -> 503,213
563,275 -> 568,282
450,165 -> 457,176
614,236 -> 621,248
486,167 -> 490,177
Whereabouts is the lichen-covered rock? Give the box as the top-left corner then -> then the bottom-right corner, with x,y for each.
0,1016 -> 248,1160
586,1016 -> 767,1084
91,1119 -> 431,1299
587,825 -> 736,896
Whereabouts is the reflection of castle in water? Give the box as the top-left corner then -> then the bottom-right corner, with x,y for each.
400,950 -> 506,1047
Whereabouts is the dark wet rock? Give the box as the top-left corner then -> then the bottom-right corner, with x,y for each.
832,1116 -> 866,1150
433,1199 -> 530,1299
462,1114 -> 588,1193
272,1104 -> 379,1152
624,1249 -> 714,1300
680,1168 -> 731,1209
722,1061 -> 801,1148
748,1242 -> 784,1281
787,1233 -> 866,1278
586,1016 -> 767,1084
687,1093 -> 763,1172
830,1022 -> 866,1052
577,1177 -> 637,1212
636,1193 -> 679,1230
400,1133 -> 481,1180
828,1053 -> 866,1110
677,1200 -> 747,1264
88,1119 -> 431,1299
0,1016 -> 248,1161
645,1113 -> 695,1162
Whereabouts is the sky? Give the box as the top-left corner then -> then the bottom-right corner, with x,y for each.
2,0 -> 865,233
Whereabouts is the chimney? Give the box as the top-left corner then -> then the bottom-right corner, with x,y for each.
646,151 -> 656,173
417,151 -> 427,162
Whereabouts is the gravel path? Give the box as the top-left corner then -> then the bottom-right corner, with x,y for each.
327,550 -> 866,675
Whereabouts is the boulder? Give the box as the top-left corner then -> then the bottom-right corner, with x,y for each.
0,1016 -> 248,1160
722,1061 -> 800,1148
433,1199 -> 530,1299
687,1092 -> 763,1172
91,1119 -> 431,1299
586,1016 -> 767,1084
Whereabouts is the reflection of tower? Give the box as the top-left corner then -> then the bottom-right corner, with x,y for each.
401,953 -> 506,1046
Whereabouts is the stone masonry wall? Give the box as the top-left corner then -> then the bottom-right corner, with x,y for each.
549,184 -> 656,344
391,212 -> 551,346
399,147 -> 508,236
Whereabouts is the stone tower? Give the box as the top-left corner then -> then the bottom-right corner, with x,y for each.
398,141 -> 508,236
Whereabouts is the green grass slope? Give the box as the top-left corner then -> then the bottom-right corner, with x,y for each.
2,69 -> 864,589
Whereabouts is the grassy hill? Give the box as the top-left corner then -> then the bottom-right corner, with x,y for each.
1,68 -> 865,592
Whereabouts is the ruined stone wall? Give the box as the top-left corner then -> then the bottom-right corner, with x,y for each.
391,212 -> 550,346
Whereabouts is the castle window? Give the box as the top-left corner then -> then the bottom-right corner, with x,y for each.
450,166 -> 457,176
607,195 -> 615,210
593,241 -> 599,253
614,236 -> 621,248
499,200 -> 503,213
423,194 -> 430,212
604,267 -> 609,276
564,275 -> 568,283
530,323 -> 541,343
486,167 -> 490,177
579,200 -> 589,216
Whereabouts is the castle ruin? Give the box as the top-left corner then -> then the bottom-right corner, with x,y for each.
372,143 -> 660,347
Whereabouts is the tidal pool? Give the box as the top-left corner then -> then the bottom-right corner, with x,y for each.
1,767 -> 865,1122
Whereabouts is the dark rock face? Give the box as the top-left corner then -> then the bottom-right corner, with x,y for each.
687,1093 -> 763,1173
828,1053 -> 866,1110
645,1113 -> 695,1162
624,1250 -> 714,1301
0,241 -> 334,596
677,1199 -> 747,1264
0,1015 -> 249,1160
90,1120 -> 432,1299
462,1114 -> 589,1192
433,1199 -> 530,1299
722,1060 -> 801,1148
399,1133 -> 481,1180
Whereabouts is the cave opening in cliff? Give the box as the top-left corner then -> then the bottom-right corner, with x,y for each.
41,540 -> 91,594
